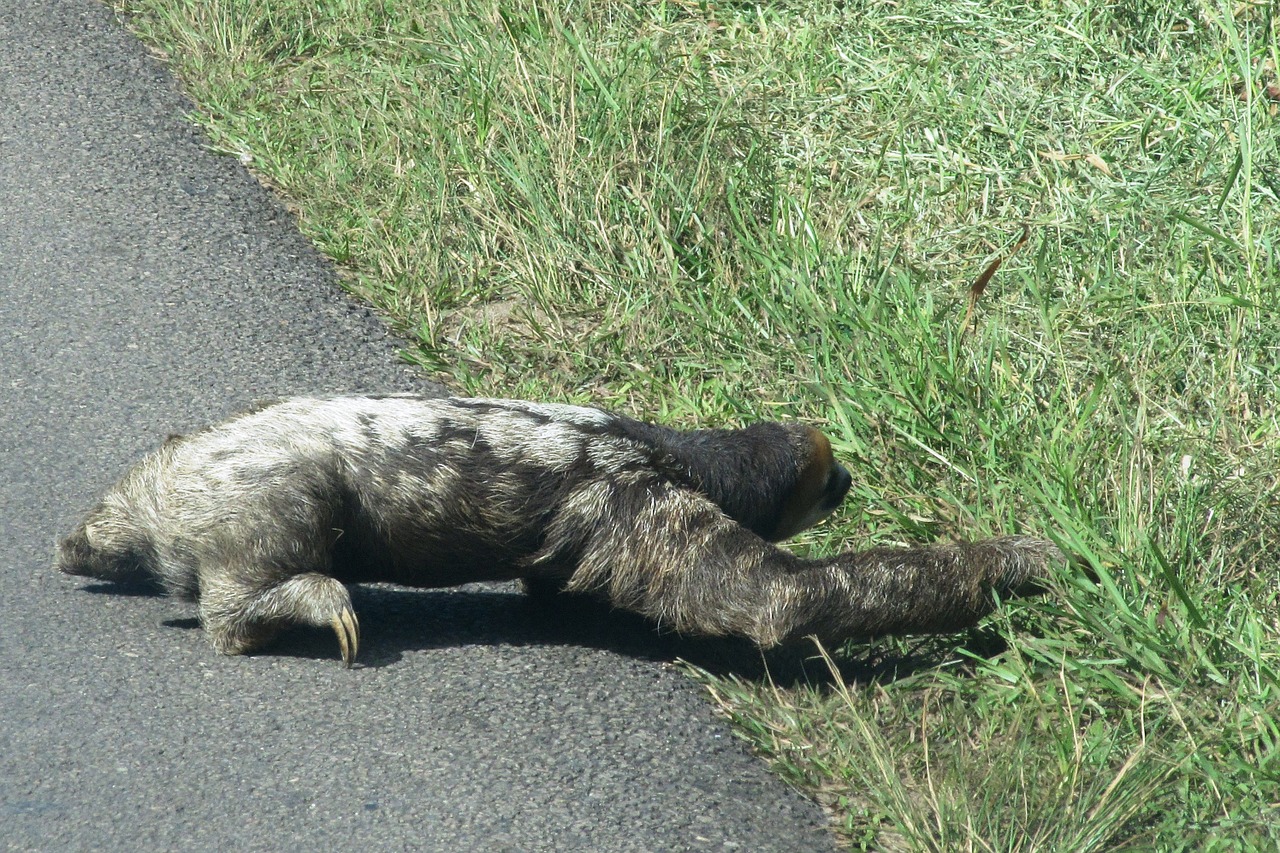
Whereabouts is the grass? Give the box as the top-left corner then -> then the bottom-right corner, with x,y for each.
110,0 -> 1278,847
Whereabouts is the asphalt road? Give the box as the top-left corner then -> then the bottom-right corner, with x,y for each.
0,1 -> 835,849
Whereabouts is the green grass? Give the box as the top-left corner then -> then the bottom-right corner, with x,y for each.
112,0 -> 1278,847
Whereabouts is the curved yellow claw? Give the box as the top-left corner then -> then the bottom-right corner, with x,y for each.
330,607 -> 360,667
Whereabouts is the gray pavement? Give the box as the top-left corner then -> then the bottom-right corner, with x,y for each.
0,1 -> 835,849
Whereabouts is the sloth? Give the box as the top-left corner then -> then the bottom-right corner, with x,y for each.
56,395 -> 1062,666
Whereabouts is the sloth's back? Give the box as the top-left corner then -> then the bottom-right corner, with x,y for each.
148,395 -> 646,586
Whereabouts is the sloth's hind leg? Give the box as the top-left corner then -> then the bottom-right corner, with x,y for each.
198,572 -> 359,667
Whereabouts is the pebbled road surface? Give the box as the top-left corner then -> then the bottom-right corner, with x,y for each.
0,1 -> 835,849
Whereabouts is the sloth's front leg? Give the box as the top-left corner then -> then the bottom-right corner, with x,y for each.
562,482 -> 1062,648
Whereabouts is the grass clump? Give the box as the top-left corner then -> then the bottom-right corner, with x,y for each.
111,0 -> 1278,847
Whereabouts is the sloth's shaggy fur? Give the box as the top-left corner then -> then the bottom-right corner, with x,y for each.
57,395 -> 1060,665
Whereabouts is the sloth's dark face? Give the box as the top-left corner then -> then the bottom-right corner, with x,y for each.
765,429 -> 853,542
772,460 -> 851,541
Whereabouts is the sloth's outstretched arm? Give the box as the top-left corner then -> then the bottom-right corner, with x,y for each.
559,481 -> 1061,647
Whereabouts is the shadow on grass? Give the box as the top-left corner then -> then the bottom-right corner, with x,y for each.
84,577 -> 1004,686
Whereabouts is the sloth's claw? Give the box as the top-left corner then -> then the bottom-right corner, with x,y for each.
330,607 -> 360,667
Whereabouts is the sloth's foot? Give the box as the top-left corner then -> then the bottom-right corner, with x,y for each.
980,536 -> 1068,597
200,572 -> 359,667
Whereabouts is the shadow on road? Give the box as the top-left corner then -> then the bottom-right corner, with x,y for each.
75,581 -> 1017,687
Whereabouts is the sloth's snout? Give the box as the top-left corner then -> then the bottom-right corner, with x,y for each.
823,464 -> 852,511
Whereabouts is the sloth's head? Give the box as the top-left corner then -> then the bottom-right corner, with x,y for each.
764,426 -> 853,541
676,422 -> 852,543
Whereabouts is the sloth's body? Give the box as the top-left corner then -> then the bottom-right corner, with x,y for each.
58,395 -> 1060,666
